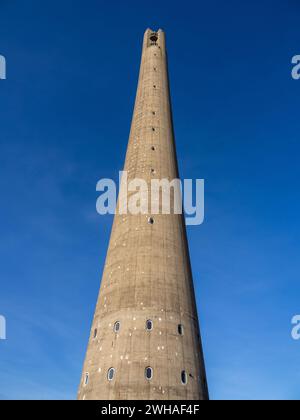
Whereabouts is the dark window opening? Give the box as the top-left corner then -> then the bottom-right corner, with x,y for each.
107,368 -> 115,381
150,34 -> 158,43
146,320 -> 153,331
84,373 -> 89,385
178,324 -> 184,336
148,217 -> 154,225
145,367 -> 153,380
114,321 -> 120,333
93,328 -> 98,339
181,370 -> 187,385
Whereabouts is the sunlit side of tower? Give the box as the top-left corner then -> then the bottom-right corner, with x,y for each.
78,29 -> 208,400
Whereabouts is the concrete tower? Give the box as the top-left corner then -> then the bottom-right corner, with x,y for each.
78,29 -> 208,401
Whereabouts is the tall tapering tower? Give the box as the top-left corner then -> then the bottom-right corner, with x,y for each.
78,29 -> 208,401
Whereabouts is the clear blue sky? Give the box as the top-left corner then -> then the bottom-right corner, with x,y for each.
0,0 -> 299,400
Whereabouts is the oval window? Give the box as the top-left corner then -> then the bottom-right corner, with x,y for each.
145,367 -> 153,380
107,368 -> 115,381
146,320 -> 153,331
181,370 -> 187,385
178,324 -> 184,336
114,321 -> 120,333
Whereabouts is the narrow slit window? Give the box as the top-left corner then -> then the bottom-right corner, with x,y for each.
84,373 -> 89,386
145,367 -> 153,380
93,328 -> 98,339
152,127 -> 155,132
178,324 -> 184,336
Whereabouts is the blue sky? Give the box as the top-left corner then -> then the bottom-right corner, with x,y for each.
0,0 -> 299,400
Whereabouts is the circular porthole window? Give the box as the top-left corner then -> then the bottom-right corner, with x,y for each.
107,368 -> 115,381
145,367 -> 153,380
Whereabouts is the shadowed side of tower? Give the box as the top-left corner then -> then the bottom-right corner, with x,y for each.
77,29 -> 209,401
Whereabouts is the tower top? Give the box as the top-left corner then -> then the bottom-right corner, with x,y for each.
143,28 -> 165,52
